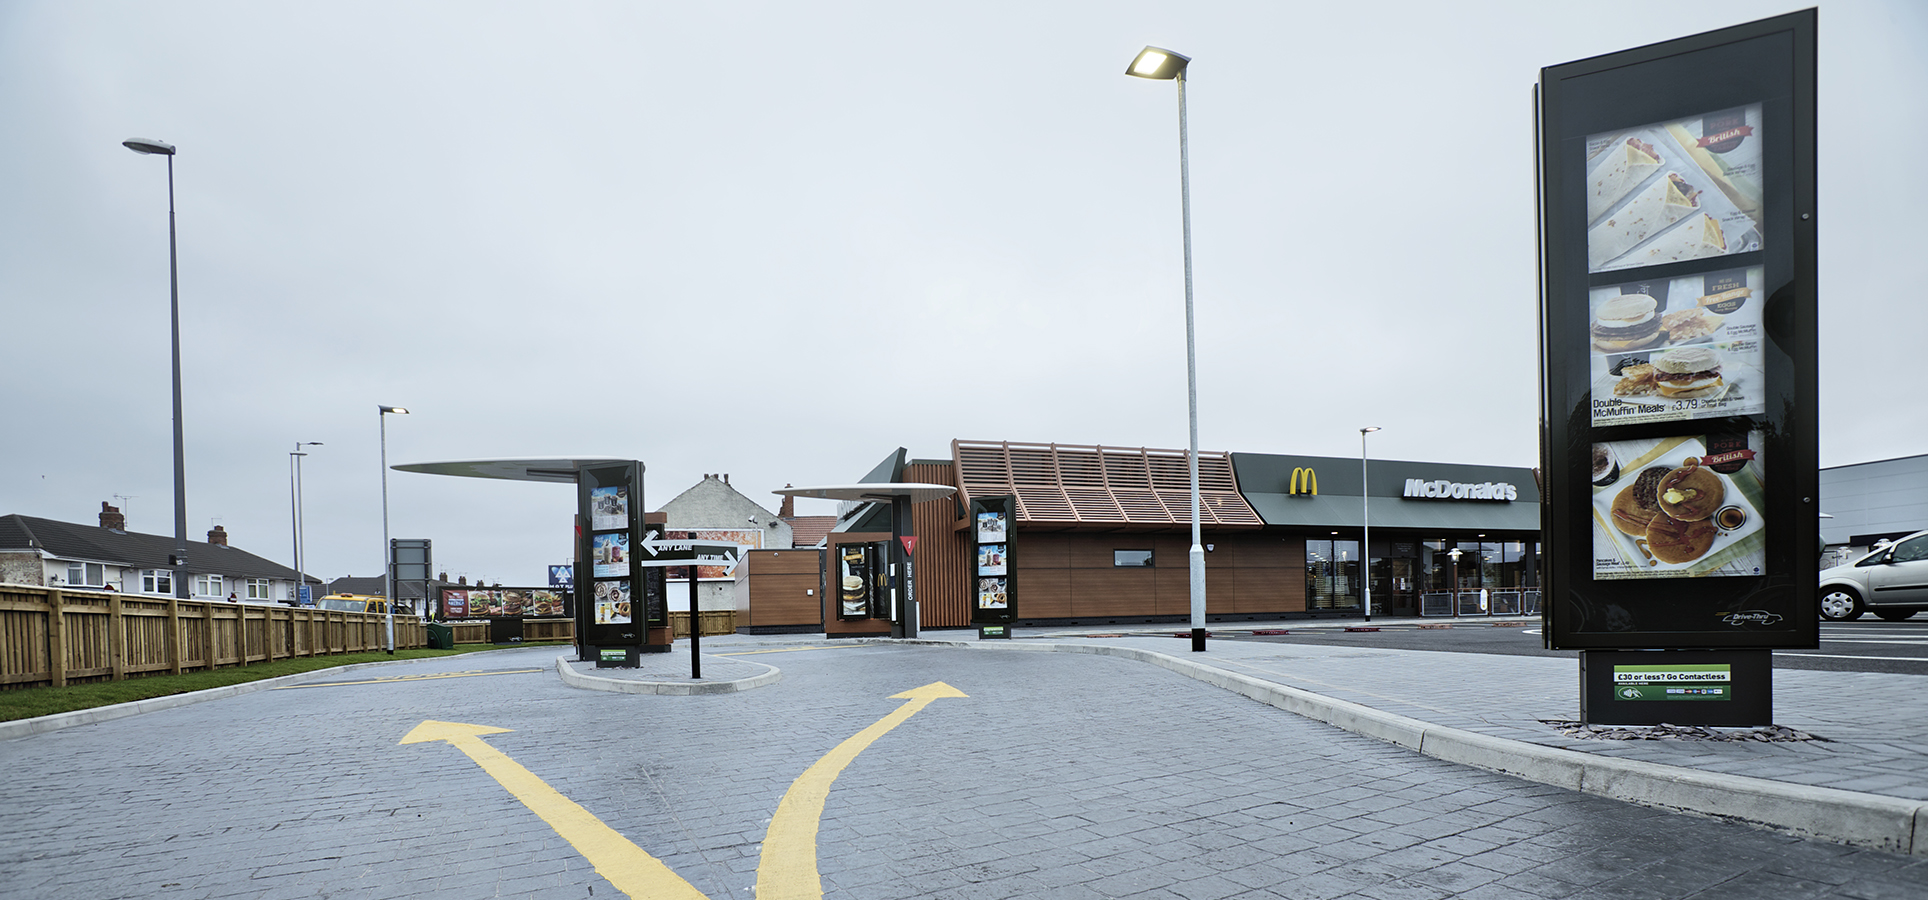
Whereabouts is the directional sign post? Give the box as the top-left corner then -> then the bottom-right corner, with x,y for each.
636,539 -> 748,679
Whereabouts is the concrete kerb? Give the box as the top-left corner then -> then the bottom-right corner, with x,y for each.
553,654 -> 783,695
0,653 -> 491,742
899,637 -> 1926,856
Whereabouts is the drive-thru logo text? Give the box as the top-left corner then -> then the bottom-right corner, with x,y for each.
1403,479 -> 1518,501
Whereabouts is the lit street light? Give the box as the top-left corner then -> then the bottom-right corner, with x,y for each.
122,137 -> 189,600
379,406 -> 409,653
1126,45 -> 1207,653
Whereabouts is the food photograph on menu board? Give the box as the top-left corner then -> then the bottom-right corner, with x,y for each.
589,486 -> 628,531
1585,104 -> 1763,274
977,576 -> 1008,610
591,532 -> 629,578
1592,432 -> 1764,581
593,580 -> 632,625
1589,266 -> 1764,425
977,543 -> 1007,576
838,545 -> 870,618
976,510 -> 1008,543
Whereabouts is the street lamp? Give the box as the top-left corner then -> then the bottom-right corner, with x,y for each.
379,406 -> 409,653
1126,45 -> 1207,653
123,137 -> 189,600
1447,547 -> 1464,618
290,442 -> 322,606
1360,426 -> 1380,622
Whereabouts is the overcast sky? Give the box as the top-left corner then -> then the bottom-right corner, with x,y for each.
3,1 -> 1922,587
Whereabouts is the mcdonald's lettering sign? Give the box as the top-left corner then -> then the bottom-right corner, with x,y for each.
1288,467 -> 1318,496
1403,478 -> 1518,502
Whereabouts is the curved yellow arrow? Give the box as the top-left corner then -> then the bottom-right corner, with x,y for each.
400,720 -> 707,900
755,681 -> 968,900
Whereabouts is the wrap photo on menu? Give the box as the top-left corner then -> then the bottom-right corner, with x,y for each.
1583,103 -> 1763,274
1587,173 -> 1700,269
1587,137 -> 1664,224
1634,212 -> 1728,266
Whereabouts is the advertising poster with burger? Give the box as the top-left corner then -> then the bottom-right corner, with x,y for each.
1589,266 -> 1763,425
1592,432 -> 1764,580
1584,104 -> 1763,275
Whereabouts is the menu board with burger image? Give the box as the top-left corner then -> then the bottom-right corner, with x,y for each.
1591,432 -> 1764,580
1589,266 -> 1763,426
837,544 -> 875,620
1585,104 -> 1763,275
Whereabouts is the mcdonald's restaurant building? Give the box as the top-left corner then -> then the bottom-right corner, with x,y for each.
741,440 -> 1544,632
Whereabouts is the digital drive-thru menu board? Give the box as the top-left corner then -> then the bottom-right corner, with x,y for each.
1539,11 -> 1817,650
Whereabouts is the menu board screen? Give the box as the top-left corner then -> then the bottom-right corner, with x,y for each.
1589,266 -> 1763,426
1586,104 -> 1764,274
1591,432 -> 1764,580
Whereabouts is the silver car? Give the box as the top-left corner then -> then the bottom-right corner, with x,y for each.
1819,529 -> 1928,621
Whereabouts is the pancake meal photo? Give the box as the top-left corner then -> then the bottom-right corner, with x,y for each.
1590,434 -> 1766,580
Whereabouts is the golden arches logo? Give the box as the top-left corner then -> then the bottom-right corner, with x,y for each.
1289,467 -> 1318,496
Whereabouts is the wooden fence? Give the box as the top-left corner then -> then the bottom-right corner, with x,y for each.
442,611 -> 736,644
1,584 -> 426,690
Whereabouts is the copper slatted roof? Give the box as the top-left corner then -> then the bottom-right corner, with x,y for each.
951,440 -> 1264,529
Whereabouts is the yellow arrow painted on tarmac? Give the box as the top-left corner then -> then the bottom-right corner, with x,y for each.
755,681 -> 969,900
399,720 -> 708,900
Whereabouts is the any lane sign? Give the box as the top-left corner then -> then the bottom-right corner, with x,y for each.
636,539 -> 748,573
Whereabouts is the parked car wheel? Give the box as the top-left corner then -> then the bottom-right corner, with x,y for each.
1820,588 -> 1864,621
1874,608 -> 1919,622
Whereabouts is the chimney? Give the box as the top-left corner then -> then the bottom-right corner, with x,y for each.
439,571 -> 448,582
779,485 -> 795,518
207,525 -> 229,547
723,473 -> 730,485
99,502 -> 126,531
458,575 -> 468,585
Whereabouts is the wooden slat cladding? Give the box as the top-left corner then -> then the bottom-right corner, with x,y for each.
738,549 -> 824,629
952,440 -> 1263,528
906,462 -> 970,628
991,532 -> 1308,622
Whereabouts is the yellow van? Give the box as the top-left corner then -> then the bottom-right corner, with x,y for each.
316,594 -> 407,615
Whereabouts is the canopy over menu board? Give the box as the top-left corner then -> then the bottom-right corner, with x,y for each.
1538,10 -> 1817,650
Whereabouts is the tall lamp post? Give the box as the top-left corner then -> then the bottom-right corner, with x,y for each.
1360,426 -> 1380,622
290,442 -> 322,605
123,137 -> 189,600
379,406 -> 409,653
1127,45 -> 1207,653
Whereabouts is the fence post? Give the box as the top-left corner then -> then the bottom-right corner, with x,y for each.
47,588 -> 67,688
167,595 -> 183,674
109,592 -> 125,681
202,599 -> 217,671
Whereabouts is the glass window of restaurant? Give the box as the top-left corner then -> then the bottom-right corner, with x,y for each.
1305,539 -> 1361,609
1419,537 -> 1540,592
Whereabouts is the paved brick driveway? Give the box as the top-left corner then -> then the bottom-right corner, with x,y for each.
2,643 -> 1921,898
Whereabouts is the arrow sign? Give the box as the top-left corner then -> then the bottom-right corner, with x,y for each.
756,682 -> 968,900
634,540 -> 749,573
401,721 -> 708,900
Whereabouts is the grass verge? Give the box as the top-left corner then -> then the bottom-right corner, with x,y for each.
0,643 -> 570,723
